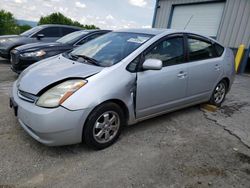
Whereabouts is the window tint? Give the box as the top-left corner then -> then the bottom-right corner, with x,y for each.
188,37 -> 217,61
76,33 -> 104,45
144,37 -> 184,67
20,26 -> 43,36
61,27 -> 79,36
214,43 -> 224,56
57,31 -> 88,44
36,27 -> 60,37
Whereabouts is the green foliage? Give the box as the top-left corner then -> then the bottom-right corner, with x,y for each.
0,10 -> 32,35
38,12 -> 99,29
0,10 -> 19,35
17,24 -> 32,33
0,10 -> 99,36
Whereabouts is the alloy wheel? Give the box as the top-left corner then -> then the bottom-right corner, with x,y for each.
214,82 -> 226,104
93,111 -> 120,144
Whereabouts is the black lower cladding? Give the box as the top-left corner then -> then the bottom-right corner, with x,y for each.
10,97 -> 18,116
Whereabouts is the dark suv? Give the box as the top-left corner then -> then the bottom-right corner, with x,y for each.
0,24 -> 81,59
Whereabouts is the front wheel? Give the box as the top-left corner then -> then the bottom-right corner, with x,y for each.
83,103 -> 125,150
209,80 -> 227,107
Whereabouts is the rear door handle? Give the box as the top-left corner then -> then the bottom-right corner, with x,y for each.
215,64 -> 221,71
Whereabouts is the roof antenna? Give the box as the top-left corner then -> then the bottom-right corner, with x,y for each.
184,15 -> 193,30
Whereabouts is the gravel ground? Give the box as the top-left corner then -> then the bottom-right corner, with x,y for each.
0,58 -> 250,188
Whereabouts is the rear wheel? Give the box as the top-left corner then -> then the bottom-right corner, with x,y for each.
83,103 -> 125,150
209,80 -> 227,107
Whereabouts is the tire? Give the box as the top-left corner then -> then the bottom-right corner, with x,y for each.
209,80 -> 227,107
83,102 -> 125,150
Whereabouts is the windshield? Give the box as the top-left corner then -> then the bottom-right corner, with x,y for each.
20,26 -> 43,36
70,32 -> 153,67
57,31 -> 88,44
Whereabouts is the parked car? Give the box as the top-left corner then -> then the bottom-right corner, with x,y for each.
0,24 -> 82,59
10,30 -> 111,73
10,29 -> 235,149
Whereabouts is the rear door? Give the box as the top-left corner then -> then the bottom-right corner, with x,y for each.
136,34 -> 188,118
185,34 -> 223,100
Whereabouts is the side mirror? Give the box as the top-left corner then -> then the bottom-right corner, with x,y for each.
142,59 -> 163,70
36,34 -> 45,40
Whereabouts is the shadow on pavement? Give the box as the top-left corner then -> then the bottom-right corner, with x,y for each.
0,57 -> 10,64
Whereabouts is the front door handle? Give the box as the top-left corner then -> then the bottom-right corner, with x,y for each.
177,71 -> 187,78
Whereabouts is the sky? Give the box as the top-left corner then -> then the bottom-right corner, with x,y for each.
0,0 -> 155,29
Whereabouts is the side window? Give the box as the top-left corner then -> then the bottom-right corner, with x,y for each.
144,37 -> 184,67
188,37 -> 217,61
36,27 -> 60,37
76,33 -> 104,45
61,27 -> 78,36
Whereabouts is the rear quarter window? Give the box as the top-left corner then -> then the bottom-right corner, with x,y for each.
214,43 -> 224,56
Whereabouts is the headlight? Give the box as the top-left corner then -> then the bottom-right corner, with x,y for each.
21,50 -> 46,57
36,80 -> 87,108
0,39 -> 7,43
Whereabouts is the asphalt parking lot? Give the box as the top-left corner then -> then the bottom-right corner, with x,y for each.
0,57 -> 250,188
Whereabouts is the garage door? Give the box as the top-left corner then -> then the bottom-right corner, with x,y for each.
170,3 -> 225,37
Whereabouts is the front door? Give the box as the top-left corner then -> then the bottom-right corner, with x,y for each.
34,27 -> 61,42
136,35 -> 188,118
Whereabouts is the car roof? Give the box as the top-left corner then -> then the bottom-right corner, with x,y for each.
117,28 -> 208,36
116,28 -> 169,35
39,24 -> 82,30
115,28 -> 219,43
83,29 -> 112,33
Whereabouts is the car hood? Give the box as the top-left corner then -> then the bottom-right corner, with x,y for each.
17,55 -> 104,95
0,35 -> 19,39
0,35 -> 24,44
16,42 -> 67,52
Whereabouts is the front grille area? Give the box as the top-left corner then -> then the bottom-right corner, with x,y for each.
18,90 -> 38,103
10,50 -> 20,65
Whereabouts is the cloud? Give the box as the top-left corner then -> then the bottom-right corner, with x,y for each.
14,0 -> 26,3
129,0 -> 147,7
142,25 -> 151,28
75,1 -> 86,8
106,14 -> 114,20
0,0 -> 153,30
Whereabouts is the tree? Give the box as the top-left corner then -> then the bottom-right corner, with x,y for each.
38,12 -> 99,29
0,10 -> 32,35
0,10 -> 19,35
17,24 -> 32,33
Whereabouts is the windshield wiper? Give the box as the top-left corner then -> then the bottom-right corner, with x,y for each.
66,53 -> 78,60
72,54 -> 100,66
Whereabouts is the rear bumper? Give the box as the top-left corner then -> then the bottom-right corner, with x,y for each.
10,81 -> 92,146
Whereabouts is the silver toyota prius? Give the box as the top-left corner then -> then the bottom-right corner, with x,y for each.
10,29 -> 235,149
